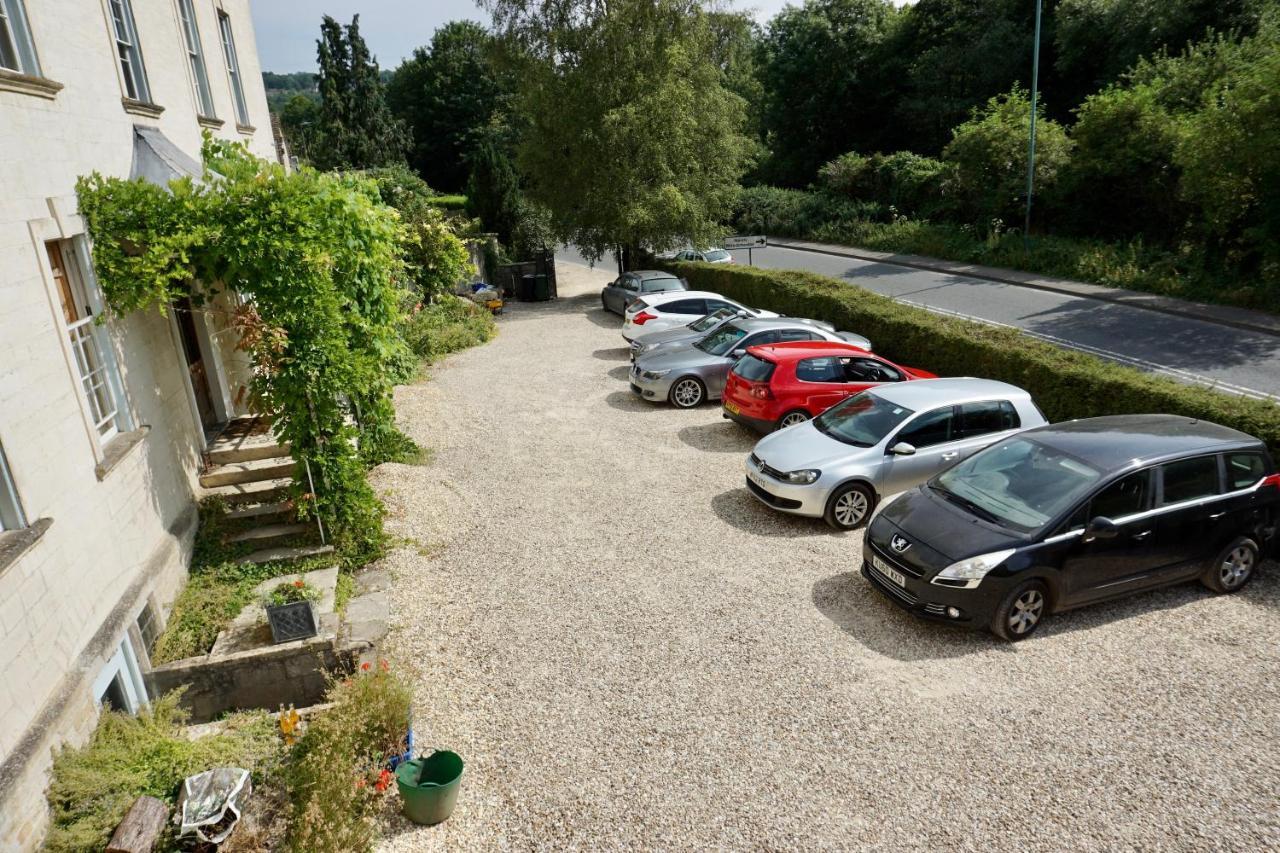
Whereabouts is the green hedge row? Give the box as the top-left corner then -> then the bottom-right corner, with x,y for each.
660,260 -> 1280,453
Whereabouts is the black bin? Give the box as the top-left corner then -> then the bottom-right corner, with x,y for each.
520,273 -> 550,302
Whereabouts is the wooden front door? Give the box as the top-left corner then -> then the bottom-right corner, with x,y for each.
173,297 -> 218,429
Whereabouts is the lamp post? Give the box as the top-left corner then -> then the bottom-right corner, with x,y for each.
1024,0 -> 1043,250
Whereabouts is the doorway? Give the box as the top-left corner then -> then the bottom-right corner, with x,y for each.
173,297 -> 218,431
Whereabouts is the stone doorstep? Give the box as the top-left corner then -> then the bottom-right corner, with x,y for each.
208,566 -> 339,657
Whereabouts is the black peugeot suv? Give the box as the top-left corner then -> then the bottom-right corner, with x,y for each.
863,415 -> 1280,640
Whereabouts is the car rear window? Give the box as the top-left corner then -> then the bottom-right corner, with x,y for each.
630,299 -> 649,312
705,249 -> 730,262
1226,452 -> 1268,490
641,278 -> 682,293
1160,455 -> 1222,504
733,354 -> 775,382
797,357 -> 843,383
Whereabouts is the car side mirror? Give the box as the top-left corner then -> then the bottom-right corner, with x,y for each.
889,442 -> 916,456
1082,516 -> 1119,543
730,349 -> 746,360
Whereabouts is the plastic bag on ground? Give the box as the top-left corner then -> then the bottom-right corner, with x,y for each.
174,767 -> 252,844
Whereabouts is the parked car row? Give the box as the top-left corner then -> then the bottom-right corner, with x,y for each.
603,281 -> 1280,641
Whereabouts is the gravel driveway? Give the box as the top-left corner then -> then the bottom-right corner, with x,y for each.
374,264 -> 1280,851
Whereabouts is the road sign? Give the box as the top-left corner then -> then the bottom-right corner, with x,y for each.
723,235 -> 766,250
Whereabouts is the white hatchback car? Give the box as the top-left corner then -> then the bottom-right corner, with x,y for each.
622,291 -> 757,341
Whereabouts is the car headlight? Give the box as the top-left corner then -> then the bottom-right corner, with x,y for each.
781,469 -> 821,485
641,369 -> 670,380
931,549 -> 1015,589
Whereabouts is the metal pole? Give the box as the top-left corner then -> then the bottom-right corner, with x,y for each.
1024,0 -> 1043,250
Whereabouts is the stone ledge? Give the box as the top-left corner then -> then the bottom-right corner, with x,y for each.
122,98 -> 165,119
0,69 -> 63,100
235,122 -> 256,135
95,426 -> 150,481
197,115 -> 224,129
0,518 -> 52,577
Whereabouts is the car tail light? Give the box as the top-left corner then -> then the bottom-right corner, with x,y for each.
633,311 -> 657,326
749,383 -> 772,400
1261,473 -> 1280,489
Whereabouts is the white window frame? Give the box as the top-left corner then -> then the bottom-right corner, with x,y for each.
0,0 -> 40,75
92,637 -> 149,714
0,440 -> 26,532
176,0 -> 215,118
217,10 -> 250,127
46,238 -> 133,447
106,0 -> 151,102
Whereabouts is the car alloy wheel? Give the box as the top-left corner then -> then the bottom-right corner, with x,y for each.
669,377 -> 705,408
991,580 -> 1048,641
1202,537 -> 1258,593
777,410 -> 810,429
823,483 -> 874,530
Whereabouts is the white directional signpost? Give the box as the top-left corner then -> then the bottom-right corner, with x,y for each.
722,235 -> 767,266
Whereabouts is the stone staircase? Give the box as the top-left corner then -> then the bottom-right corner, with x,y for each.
201,418 -> 334,565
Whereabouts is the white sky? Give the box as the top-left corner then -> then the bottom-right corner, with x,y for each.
252,1 -> 912,74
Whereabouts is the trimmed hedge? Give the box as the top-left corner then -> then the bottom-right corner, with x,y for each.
659,260 -> 1280,453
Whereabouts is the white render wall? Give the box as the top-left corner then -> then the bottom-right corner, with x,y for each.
0,2 -> 276,847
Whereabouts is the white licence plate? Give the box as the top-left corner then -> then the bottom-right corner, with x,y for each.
871,554 -> 906,587
747,468 -> 768,489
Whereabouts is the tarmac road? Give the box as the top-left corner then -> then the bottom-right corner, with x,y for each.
557,244 -> 1280,402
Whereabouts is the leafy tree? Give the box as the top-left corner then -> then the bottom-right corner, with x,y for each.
1053,0 -> 1268,113
278,93 -> 320,162
386,21 -> 514,192
942,86 -> 1073,226
366,165 -> 472,299
819,151 -> 951,218
481,0 -> 754,265
891,0 -> 1039,156
465,127 -> 522,246
756,0 -> 901,186
313,15 -> 409,170
1177,27 -> 1280,276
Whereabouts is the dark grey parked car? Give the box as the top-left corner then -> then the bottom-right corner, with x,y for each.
601,270 -> 688,316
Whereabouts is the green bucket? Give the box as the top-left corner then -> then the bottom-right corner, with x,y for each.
396,751 -> 464,825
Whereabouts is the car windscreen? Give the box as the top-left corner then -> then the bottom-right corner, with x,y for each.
933,437 -> 1103,534
641,278 -> 681,293
733,354 -> 775,382
704,249 -> 731,262
689,307 -> 735,332
695,323 -> 747,355
812,392 -> 914,447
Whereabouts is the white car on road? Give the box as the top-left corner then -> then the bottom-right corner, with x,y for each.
622,291 -> 759,341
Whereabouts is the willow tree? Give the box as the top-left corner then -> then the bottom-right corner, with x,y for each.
481,0 -> 755,267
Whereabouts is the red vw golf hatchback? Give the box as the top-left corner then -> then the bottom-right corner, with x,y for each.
722,341 -> 937,433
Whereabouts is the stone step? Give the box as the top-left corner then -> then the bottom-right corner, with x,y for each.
204,477 -> 294,506
237,543 -> 335,566
199,458 -> 296,489
207,436 -> 291,466
226,522 -> 314,544
225,500 -> 294,522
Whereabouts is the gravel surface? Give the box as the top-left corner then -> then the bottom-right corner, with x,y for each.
373,264 -> 1280,851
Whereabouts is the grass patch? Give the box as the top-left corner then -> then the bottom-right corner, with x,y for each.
150,500 -> 337,665
424,194 -> 467,210
44,692 -> 283,853
334,571 -> 356,616
402,294 -> 497,364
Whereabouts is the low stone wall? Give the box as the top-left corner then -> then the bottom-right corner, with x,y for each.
148,635 -> 354,723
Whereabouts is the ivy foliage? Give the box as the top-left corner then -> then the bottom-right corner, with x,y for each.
77,136 -> 411,563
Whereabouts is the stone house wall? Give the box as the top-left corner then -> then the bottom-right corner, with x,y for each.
0,1 -> 276,847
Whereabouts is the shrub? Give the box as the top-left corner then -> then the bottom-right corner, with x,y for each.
942,86 -> 1073,225
400,294 -> 497,363
425,194 -> 468,210
285,662 -> 412,853
818,150 -> 952,219
659,260 -> 1280,453
44,693 -> 281,853
734,186 -> 880,237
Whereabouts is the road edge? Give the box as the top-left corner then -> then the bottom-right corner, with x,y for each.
766,237 -> 1280,339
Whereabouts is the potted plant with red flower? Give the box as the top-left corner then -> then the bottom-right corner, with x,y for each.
261,578 -> 322,643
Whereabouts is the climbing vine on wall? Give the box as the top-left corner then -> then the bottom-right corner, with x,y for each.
77,136 -> 417,563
